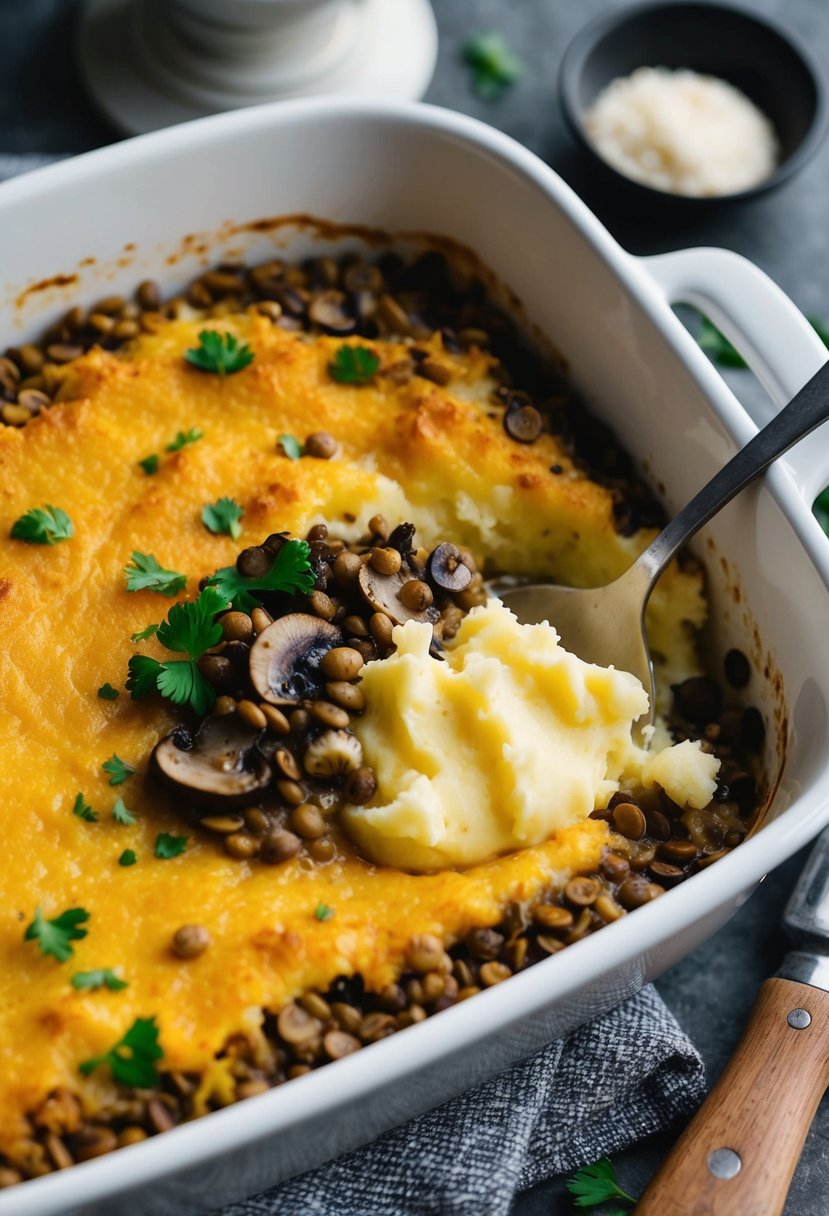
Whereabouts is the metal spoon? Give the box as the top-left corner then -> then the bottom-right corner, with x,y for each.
498,359 -> 829,739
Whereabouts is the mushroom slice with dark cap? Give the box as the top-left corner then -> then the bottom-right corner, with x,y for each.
250,613 -> 344,705
358,560 -> 440,627
152,717 -> 271,808
308,290 -> 357,335
426,542 -> 474,593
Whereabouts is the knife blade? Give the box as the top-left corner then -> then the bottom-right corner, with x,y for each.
636,830 -> 829,1216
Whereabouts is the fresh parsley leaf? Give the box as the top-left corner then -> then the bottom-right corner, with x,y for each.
697,316 -> 748,368
10,504 -> 74,545
124,552 -> 187,597
565,1159 -> 637,1210
112,797 -> 137,826
328,344 -> 380,385
155,832 -> 187,859
278,434 -> 303,460
119,849 -> 137,867
126,654 -> 164,700
127,587 -> 226,714
185,329 -> 253,376
71,968 -> 128,992
79,1016 -> 163,1087
463,31 -> 522,100
97,683 -> 119,701
202,496 -> 244,540
815,487 -> 829,534
809,316 -> 829,349
156,586 -> 226,656
131,622 -> 159,642
314,903 -> 334,922
72,792 -> 98,823
166,427 -> 203,452
103,754 -> 135,786
206,537 -> 314,612
138,454 -> 159,475
24,906 -> 90,963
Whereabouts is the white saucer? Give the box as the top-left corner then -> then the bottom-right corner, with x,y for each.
77,0 -> 438,135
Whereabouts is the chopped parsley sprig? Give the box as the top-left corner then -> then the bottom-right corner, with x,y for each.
126,585 -> 227,715
205,537 -> 314,612
463,31 -> 522,100
97,683 -> 120,701
10,505 -> 74,545
72,793 -> 98,823
138,454 -> 159,475
185,330 -> 253,376
79,1016 -> 163,1087
155,832 -> 187,859
202,497 -> 244,540
103,754 -> 135,786
112,798 -> 137,826
278,434 -> 303,460
328,344 -> 379,385
565,1159 -> 637,1211
166,427 -> 203,453
124,552 -> 187,597
72,968 -> 128,992
25,907 -> 90,963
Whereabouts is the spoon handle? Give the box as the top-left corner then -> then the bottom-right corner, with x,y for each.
636,358 -> 829,589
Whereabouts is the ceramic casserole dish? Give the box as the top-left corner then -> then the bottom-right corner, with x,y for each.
2,99 -> 829,1216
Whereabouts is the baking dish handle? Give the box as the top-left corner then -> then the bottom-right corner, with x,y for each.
642,246 -> 829,505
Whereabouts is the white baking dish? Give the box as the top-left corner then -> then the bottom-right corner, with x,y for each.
2,100 -> 829,1216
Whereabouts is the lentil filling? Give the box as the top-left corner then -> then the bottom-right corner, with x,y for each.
0,247 -> 764,1186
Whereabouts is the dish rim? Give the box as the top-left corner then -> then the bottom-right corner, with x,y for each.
2,96 -> 829,1213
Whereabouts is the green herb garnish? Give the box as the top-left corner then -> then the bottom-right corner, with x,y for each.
155,832 -> 188,860
131,623 -> 159,642
166,428 -> 204,452
103,754 -> 135,786
205,537 -> 314,612
809,316 -> 829,349
112,798 -> 137,826
565,1159 -> 637,1210
10,504 -> 74,545
97,683 -> 120,701
463,31 -> 522,99
278,434 -> 303,460
119,849 -> 137,867
24,906 -> 90,963
697,316 -> 747,368
185,329 -> 253,376
314,903 -> 334,922
328,344 -> 380,385
71,968 -> 128,992
72,792 -> 98,823
79,1016 -> 163,1087
124,552 -> 187,597
126,586 -> 227,715
202,496 -> 244,540
138,454 -> 159,475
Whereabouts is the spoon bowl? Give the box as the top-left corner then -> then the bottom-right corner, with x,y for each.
499,356 -> 829,740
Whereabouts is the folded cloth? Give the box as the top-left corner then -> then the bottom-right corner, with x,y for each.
225,985 -> 705,1216
0,150 -> 705,1216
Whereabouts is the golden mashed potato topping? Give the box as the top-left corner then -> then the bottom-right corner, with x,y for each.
345,600 -> 718,870
0,306 -> 708,1159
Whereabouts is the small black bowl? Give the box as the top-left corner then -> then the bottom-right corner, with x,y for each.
559,0 -> 828,207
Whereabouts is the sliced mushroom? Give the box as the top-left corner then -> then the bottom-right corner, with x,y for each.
304,729 -> 363,778
427,542 -> 474,594
308,290 -> 357,335
152,716 -> 271,808
249,613 -> 343,705
358,559 -> 440,627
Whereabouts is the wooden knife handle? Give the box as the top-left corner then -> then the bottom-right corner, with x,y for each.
637,977 -> 829,1216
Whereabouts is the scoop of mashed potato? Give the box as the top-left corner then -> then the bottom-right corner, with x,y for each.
343,599 -> 719,871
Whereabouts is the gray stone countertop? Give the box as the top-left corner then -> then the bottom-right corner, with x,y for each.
4,1 -> 829,1211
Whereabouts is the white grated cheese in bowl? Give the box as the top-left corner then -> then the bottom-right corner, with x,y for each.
584,66 -> 779,197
